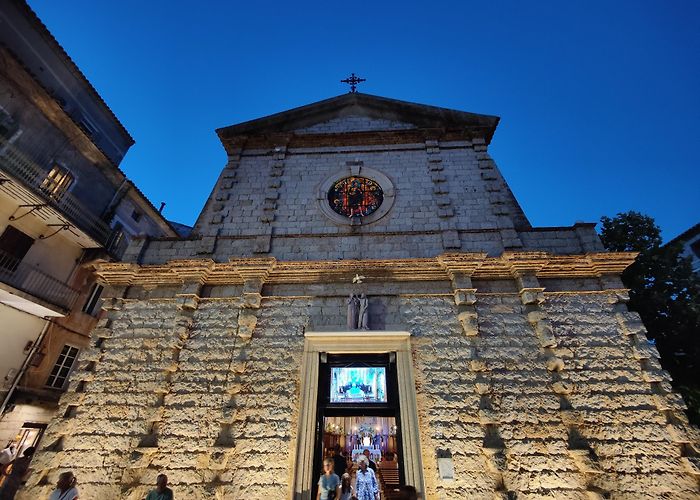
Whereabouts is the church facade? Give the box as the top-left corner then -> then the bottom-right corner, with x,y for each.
22,93 -> 700,499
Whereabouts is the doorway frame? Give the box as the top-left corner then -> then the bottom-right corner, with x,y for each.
291,331 -> 424,499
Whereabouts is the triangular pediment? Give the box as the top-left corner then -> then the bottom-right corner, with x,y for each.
216,93 -> 499,144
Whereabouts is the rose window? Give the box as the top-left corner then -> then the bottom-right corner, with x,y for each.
327,176 -> 384,218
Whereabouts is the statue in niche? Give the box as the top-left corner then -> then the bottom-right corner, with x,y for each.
358,294 -> 369,330
347,294 -> 359,330
347,294 -> 370,330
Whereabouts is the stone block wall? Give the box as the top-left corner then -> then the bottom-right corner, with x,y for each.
294,115 -> 417,135
125,229 -> 597,270
404,292 -> 700,499
20,277 -> 700,499
125,223 -> 603,265
190,132 -> 532,259
200,142 -> 502,239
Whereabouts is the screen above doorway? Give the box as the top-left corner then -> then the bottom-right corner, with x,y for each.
330,366 -> 387,403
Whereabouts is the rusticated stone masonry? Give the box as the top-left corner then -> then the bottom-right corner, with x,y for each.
195,143 -> 244,255
19,262 -> 700,499
17,94 -> 700,500
255,137 -> 289,254
474,138 -> 524,249
424,136 -> 460,250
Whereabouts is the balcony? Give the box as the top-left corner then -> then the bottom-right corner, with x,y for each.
0,137 -> 112,247
0,248 -> 79,312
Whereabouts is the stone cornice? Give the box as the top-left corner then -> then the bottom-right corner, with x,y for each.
234,129 -> 486,150
216,92 -> 500,152
94,252 -> 637,287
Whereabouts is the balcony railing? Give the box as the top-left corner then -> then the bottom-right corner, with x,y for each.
0,137 -> 112,246
0,249 -> 80,311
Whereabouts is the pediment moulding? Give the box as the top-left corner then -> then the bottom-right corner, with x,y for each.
94,251 -> 637,288
220,128 -> 484,151
216,93 -> 500,153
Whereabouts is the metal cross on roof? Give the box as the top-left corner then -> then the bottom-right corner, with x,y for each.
340,73 -> 366,93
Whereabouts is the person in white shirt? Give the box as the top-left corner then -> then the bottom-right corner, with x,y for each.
0,446 -> 34,499
0,444 -> 14,464
48,471 -> 79,500
0,444 -> 15,476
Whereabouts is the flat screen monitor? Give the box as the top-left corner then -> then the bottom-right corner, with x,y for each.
330,366 -> 387,404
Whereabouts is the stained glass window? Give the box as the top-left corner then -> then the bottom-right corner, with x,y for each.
327,176 -> 384,218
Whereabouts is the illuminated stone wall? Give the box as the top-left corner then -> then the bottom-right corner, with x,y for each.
406,293 -> 700,499
19,273 -> 700,499
17,95 -> 700,499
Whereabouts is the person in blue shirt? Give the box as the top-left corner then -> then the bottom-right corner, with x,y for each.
316,457 -> 341,500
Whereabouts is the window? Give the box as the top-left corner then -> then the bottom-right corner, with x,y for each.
46,345 -> 80,389
40,164 -> 74,199
327,176 -> 384,218
3,423 -> 45,467
78,117 -> 98,138
107,221 -> 126,253
131,210 -> 142,222
0,225 -> 34,271
318,167 -> 396,226
82,283 -> 104,316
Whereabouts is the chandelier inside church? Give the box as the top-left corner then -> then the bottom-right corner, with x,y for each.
327,176 -> 384,218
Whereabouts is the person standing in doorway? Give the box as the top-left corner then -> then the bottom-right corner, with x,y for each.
361,449 -> 377,472
316,458 -> 341,500
339,473 -> 353,500
0,443 -> 15,476
354,456 -> 378,500
145,474 -> 173,500
332,444 -> 346,476
0,446 -> 34,500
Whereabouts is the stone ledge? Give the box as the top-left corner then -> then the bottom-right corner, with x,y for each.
94,251 -> 638,287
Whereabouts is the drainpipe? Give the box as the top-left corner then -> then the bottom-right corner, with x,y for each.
0,319 -> 51,416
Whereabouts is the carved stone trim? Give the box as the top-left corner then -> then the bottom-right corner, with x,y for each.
94,252 -> 637,287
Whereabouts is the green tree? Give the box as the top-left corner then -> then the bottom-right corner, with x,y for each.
600,212 -> 700,422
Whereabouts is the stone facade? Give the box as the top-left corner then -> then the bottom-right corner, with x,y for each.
19,94 -> 700,499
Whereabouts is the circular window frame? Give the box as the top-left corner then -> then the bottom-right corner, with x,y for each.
318,165 -> 396,226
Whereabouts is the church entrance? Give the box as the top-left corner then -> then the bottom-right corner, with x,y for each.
293,331 -> 424,499
311,354 -> 405,499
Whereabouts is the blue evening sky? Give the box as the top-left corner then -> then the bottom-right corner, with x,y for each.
29,1 -> 699,240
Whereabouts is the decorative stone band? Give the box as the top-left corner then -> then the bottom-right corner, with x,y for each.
219,127 -> 492,152
93,251 -> 637,287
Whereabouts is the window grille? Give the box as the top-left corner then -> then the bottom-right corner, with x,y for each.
40,164 -> 74,199
46,345 -> 80,389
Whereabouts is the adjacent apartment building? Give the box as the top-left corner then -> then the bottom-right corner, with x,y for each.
0,0 -> 178,463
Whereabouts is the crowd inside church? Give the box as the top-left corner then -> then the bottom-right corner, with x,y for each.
317,444 -> 419,500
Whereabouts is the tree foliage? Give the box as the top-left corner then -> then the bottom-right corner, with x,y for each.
600,212 -> 700,420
